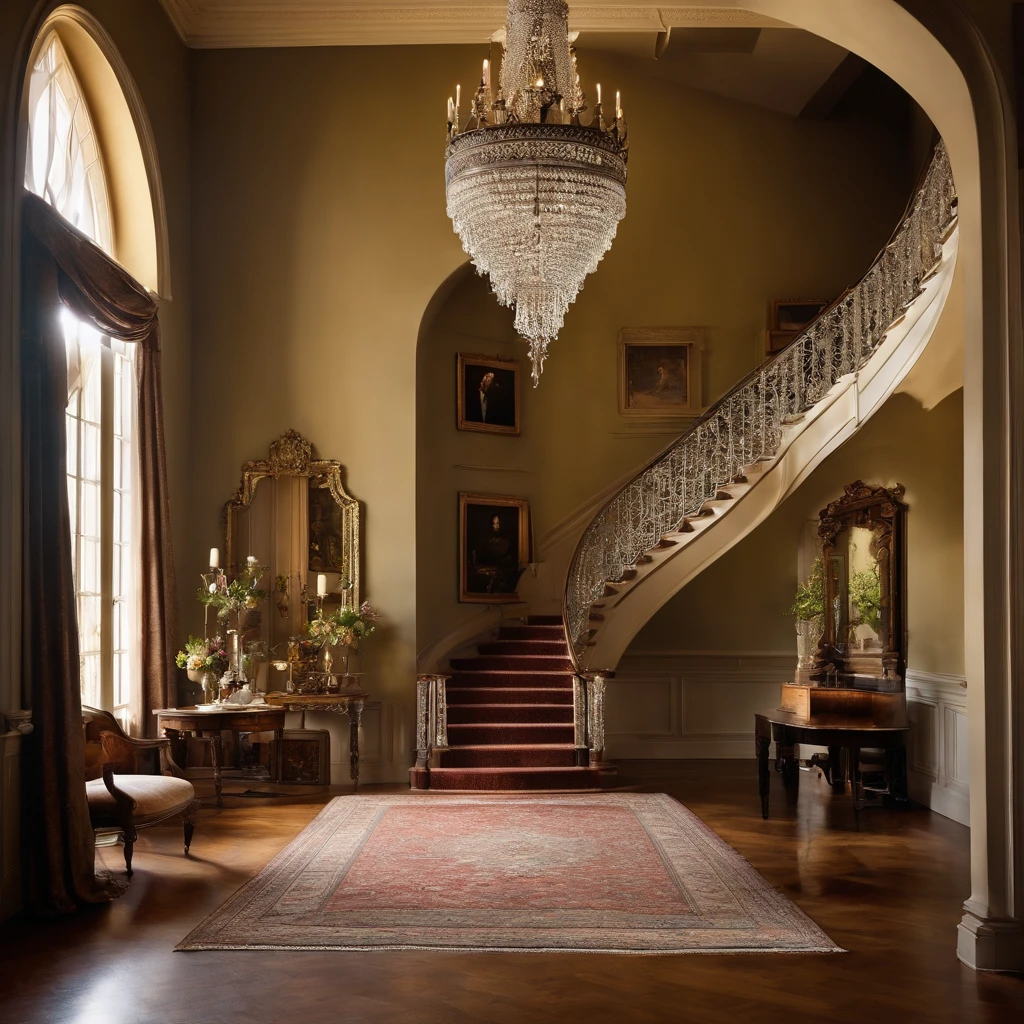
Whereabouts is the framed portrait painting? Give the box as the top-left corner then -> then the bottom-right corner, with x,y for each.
457,353 -> 520,435
459,492 -> 530,603
618,327 -> 704,417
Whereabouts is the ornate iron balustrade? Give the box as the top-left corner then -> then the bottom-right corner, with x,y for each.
563,142 -> 957,670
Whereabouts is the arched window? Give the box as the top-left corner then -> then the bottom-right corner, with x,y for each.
25,31 -> 138,728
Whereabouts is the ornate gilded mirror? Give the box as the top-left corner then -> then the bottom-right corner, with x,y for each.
813,481 -> 907,687
224,430 -> 362,661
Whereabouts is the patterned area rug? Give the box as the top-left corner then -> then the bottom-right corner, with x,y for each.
178,793 -> 841,954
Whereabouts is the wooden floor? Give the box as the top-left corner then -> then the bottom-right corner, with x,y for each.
1,760 -> 1022,1024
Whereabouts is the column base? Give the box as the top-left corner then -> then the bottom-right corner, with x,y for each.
957,908 -> 1023,972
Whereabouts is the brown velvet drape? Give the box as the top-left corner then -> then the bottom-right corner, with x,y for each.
20,193 -> 179,911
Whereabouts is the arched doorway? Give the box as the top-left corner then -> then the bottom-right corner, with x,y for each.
414,0 -> 1020,970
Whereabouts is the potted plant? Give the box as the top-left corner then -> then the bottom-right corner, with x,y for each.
787,556 -> 825,678
849,566 -> 883,646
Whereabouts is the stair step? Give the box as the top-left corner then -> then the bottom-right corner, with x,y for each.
445,687 -> 573,706
527,615 -> 563,625
477,639 -> 569,657
450,655 -> 574,672
498,624 -> 566,640
447,671 -> 573,688
422,766 -> 603,792
440,745 -> 578,768
447,722 -> 576,745
446,703 -> 574,723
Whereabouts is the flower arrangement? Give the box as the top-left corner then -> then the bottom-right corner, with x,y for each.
198,557 -> 268,623
175,634 -> 229,676
305,602 -> 379,652
787,555 -> 825,626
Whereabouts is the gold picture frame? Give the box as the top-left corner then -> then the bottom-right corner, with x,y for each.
457,353 -> 521,435
459,492 -> 530,603
618,327 -> 704,417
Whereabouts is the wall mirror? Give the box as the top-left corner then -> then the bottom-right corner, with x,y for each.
224,430 -> 362,664
813,481 -> 907,688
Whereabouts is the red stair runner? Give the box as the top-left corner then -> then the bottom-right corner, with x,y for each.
416,618 -> 605,791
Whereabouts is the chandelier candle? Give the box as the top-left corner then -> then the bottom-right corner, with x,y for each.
444,0 -> 628,385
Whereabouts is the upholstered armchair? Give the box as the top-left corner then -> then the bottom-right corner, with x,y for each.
82,706 -> 200,875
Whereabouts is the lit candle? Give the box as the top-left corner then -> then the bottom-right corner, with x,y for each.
596,82 -> 601,105
456,83 -> 461,110
317,574 -> 328,598
447,96 -> 454,122
616,90 -> 622,118
483,58 -> 490,90
209,547 -> 220,569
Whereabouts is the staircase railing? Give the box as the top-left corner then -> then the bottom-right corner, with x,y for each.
562,141 -> 957,672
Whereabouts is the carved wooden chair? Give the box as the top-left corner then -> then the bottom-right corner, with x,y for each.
82,706 -> 201,875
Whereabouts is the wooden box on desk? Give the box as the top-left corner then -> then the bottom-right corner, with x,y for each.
778,683 -> 907,728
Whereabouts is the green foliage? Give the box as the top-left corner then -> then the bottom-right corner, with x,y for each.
788,555 -> 825,624
198,561 -> 268,622
850,566 -> 883,633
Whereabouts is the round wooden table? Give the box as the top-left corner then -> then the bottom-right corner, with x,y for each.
154,705 -> 286,804
755,709 -> 909,819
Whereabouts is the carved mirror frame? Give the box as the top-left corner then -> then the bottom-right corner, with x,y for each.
224,429 -> 362,607
812,481 -> 907,684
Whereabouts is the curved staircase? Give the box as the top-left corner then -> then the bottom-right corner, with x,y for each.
564,141 -> 958,677
414,618 -> 606,791
412,142 -> 957,790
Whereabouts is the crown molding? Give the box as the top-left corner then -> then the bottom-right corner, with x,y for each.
157,2 -> 781,49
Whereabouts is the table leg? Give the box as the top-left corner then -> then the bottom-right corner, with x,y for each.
275,727 -> 284,783
208,730 -> 223,806
779,740 -> 799,802
886,743 -> 908,801
757,735 -> 770,819
349,701 -> 363,791
827,745 -> 846,792
849,744 -> 861,817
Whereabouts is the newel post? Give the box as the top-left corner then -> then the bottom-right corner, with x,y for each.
415,674 -> 449,772
575,671 -> 613,768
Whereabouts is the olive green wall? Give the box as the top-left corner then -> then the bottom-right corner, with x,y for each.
631,389 -> 965,677
417,50 -> 915,656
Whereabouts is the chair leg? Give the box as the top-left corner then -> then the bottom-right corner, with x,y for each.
182,798 -> 200,854
122,823 -> 138,876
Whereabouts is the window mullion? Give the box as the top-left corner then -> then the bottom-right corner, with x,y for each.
100,341 -> 114,713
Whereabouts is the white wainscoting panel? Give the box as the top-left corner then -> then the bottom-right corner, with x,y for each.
607,652 -> 791,759
905,671 -> 969,825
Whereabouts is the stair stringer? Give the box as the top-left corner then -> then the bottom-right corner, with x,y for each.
583,226 -> 959,673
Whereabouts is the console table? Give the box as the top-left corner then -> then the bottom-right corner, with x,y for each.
264,691 -> 367,791
154,705 -> 286,805
755,709 -> 908,819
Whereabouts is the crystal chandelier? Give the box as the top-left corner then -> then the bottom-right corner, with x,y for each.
445,0 -> 629,385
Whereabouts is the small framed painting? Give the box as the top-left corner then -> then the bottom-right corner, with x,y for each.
771,299 -> 828,332
618,327 -> 704,417
457,353 -> 520,435
459,492 -> 530,603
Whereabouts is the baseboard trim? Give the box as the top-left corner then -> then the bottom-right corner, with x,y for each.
908,768 -> 970,826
